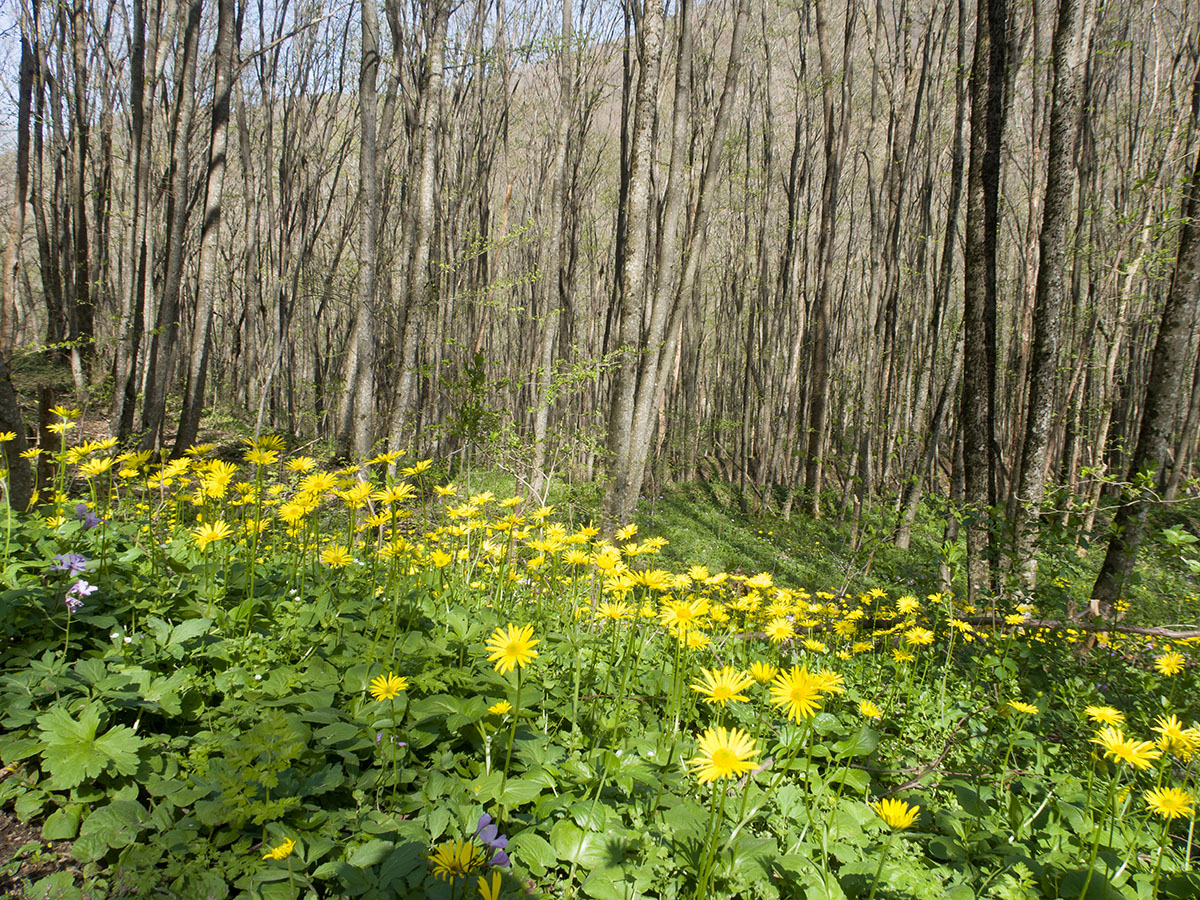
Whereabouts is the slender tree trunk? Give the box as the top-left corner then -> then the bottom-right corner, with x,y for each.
961,0 -> 1008,604
140,0 -> 202,450
1090,67 -> 1200,617
1014,0 -> 1095,590
174,0 -> 236,456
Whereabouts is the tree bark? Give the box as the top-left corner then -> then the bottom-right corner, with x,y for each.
174,0 -> 236,456
1090,66 -> 1200,617
1014,0 -> 1095,591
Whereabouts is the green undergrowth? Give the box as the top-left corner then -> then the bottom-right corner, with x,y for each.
0,424 -> 1197,900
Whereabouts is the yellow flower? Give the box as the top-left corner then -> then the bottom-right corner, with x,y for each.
428,839 -> 486,881
769,666 -> 823,722
46,421 -> 76,435
1144,786 -> 1195,820
262,837 -> 296,860
614,524 -> 637,541
690,667 -> 755,708
764,617 -> 794,643
368,672 -> 408,701
1084,705 -> 1124,726
896,596 -> 920,615
1008,700 -> 1039,715
748,661 -> 778,683
19,447 -> 42,459
815,668 -> 845,694
1155,650 -> 1186,677
688,726 -> 759,784
485,623 -> 539,675
892,648 -> 914,663
244,447 -> 279,466
429,550 -> 453,568
286,456 -> 317,473
478,870 -> 502,900
320,545 -> 353,568
873,797 -> 920,830
1153,714 -> 1198,757
488,700 -> 512,716
859,700 -> 883,719
0,432 -> 14,442
193,519 -> 232,550
595,600 -> 632,622
904,626 -> 935,647
1090,726 -> 1162,770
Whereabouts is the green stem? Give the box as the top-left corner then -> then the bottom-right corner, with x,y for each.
866,832 -> 896,900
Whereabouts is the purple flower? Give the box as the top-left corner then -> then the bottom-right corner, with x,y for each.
64,595 -> 84,613
74,503 -> 102,530
476,813 -> 509,867
68,579 -> 98,599
51,553 -> 89,577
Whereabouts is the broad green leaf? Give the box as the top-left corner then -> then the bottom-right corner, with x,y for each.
168,618 -> 212,647
42,804 -> 82,841
833,725 -> 879,759
551,820 -> 607,868
509,831 -> 555,874
347,838 -> 394,867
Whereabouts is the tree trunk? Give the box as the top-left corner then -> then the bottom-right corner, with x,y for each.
961,0 -> 1009,604
1014,0 -> 1095,591
174,0 -> 236,456
1090,67 -> 1200,617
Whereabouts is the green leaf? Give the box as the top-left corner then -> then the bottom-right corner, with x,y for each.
509,831 -> 555,875
833,725 -> 879,759
500,777 -> 543,808
551,820 -> 607,868
347,838 -> 394,867
42,804 -> 83,841
36,703 -> 142,790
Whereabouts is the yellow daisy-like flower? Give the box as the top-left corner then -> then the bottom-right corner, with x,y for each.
262,837 -> 296,860
320,545 -> 353,568
748,661 -> 778,683
1008,700 -> 1039,715
193,519 -> 232,551
244,447 -> 279,466
892,648 -> 914,663
896,596 -> 920,615
769,666 -> 824,722
690,666 -> 755,708
764,617 -> 794,643
485,623 -> 539,675
815,668 -> 845,695
1153,714 -> 1198,757
428,839 -> 486,881
478,870 -> 502,900
1144,786 -> 1195,820
873,797 -> 920,830
859,700 -> 882,719
1155,650 -> 1186,677
904,626 -> 935,647
368,672 -> 408,701
1084,705 -> 1124,726
0,431 -> 15,442
1090,726 -> 1162,770
596,600 -> 632,622
286,456 -> 317,473
488,700 -> 512,716
688,727 -> 759,784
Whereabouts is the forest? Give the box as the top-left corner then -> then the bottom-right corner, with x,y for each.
1,0 -> 1199,897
